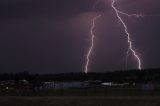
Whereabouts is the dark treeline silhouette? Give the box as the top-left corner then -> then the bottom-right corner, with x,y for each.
0,69 -> 160,84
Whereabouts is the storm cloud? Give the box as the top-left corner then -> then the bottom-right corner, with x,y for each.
0,0 -> 160,73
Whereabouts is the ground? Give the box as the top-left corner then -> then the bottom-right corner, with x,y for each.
0,96 -> 160,106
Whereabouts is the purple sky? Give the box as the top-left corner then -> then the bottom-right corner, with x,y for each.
0,0 -> 160,73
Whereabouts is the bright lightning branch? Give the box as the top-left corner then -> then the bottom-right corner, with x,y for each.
111,0 -> 142,70
84,15 -> 101,73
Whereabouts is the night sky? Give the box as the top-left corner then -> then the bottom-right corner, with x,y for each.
0,0 -> 160,73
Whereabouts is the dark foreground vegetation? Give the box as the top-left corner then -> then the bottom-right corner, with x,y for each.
0,96 -> 160,106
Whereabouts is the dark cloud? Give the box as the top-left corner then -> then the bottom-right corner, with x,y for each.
0,0 -> 108,20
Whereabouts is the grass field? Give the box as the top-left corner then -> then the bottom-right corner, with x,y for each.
0,96 -> 160,106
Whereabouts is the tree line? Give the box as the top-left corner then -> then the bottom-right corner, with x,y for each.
0,69 -> 160,85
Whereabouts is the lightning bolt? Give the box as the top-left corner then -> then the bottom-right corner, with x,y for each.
111,0 -> 142,70
125,48 -> 130,69
117,11 -> 143,18
84,15 -> 101,74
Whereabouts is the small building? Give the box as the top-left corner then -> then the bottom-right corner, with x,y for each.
43,81 -> 84,89
101,82 -> 130,86
42,80 -> 102,89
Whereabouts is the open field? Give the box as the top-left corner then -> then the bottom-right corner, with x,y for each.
0,96 -> 160,106
1,86 -> 160,96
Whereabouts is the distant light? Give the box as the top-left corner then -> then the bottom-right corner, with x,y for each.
101,82 -> 112,86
